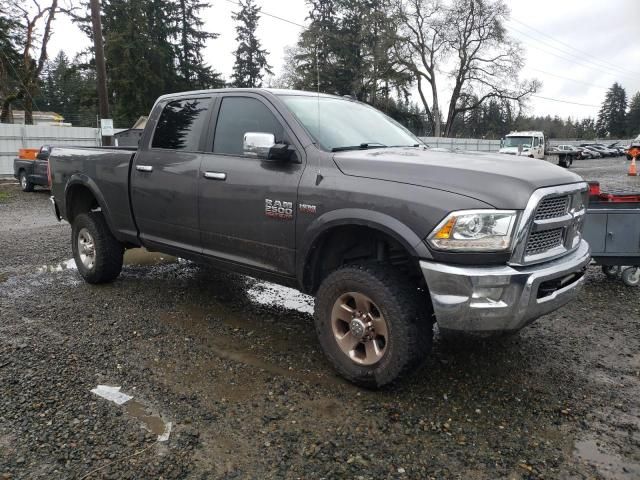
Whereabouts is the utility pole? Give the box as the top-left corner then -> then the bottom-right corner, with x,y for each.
90,0 -> 111,146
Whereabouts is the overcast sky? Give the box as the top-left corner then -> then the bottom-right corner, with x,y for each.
48,0 -> 640,120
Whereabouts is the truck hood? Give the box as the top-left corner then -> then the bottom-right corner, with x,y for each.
332,147 -> 584,209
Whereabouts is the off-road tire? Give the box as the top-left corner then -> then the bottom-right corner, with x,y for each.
602,265 -> 620,279
19,171 -> 34,192
314,263 -> 433,388
72,212 -> 124,284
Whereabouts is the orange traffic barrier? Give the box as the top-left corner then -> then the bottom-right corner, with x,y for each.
629,156 -> 638,176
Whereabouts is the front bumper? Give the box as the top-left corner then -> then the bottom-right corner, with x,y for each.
420,240 -> 590,333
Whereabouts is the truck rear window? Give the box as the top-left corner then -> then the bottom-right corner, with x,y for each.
152,98 -> 212,151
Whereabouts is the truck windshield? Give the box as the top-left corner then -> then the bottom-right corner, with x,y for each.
279,95 -> 420,152
503,136 -> 533,148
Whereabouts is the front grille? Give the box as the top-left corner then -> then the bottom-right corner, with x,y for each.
525,228 -> 564,256
534,196 -> 569,220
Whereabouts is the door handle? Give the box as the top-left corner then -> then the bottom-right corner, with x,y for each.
136,165 -> 153,172
204,171 -> 227,181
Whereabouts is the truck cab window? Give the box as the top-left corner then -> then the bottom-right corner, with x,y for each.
213,97 -> 285,155
533,137 -> 539,147
152,98 -> 212,151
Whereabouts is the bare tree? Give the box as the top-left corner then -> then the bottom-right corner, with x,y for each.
394,0 -> 447,136
395,0 -> 539,137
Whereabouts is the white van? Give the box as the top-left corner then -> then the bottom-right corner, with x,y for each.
499,131 -> 545,159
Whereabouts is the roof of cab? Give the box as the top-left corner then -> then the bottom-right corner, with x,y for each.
156,88 -> 342,103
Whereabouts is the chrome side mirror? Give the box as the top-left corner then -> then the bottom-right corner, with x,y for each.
243,132 -> 275,159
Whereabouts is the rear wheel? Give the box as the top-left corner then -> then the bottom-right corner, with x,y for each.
314,263 -> 432,388
72,212 -> 124,284
19,171 -> 33,192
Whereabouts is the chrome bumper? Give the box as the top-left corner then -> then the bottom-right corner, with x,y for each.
49,196 -> 61,222
420,240 -> 590,333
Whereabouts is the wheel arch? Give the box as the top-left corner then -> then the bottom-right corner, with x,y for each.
64,175 -> 116,233
298,208 -> 431,294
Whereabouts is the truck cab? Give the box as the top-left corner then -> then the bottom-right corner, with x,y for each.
499,131 -> 545,159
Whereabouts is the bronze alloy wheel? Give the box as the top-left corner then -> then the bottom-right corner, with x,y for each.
331,291 -> 389,366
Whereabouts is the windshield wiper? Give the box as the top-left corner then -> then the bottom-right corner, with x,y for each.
331,142 -> 387,152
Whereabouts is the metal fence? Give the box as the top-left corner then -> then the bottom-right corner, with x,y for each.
418,136 -> 633,152
0,124 -> 101,175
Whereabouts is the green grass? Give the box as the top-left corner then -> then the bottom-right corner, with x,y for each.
0,191 -> 11,203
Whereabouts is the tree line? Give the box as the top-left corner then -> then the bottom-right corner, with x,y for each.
0,0 -> 638,139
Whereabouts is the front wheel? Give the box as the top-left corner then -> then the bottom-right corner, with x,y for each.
314,263 -> 432,388
72,212 -> 124,284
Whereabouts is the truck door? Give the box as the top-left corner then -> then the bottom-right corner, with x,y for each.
198,94 -> 305,276
131,96 -> 214,253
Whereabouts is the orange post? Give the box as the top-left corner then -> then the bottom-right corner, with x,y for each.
629,156 -> 638,176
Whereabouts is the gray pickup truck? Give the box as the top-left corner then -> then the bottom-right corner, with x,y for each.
49,88 -> 590,387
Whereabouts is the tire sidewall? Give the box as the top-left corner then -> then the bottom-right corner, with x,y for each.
314,266 -> 418,388
19,172 -> 32,192
72,214 -> 100,281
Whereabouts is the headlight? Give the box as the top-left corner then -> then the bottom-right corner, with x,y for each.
428,210 -> 518,252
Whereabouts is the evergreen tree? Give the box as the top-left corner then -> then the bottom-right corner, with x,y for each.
36,51 -> 98,126
627,92 -> 640,137
0,7 -> 23,122
231,0 -> 272,88
78,0 -> 221,126
597,82 -> 627,138
174,0 -> 223,89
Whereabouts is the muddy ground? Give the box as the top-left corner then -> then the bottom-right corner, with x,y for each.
1,158 -> 639,479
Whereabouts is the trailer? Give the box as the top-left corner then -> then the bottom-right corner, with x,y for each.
583,182 -> 640,286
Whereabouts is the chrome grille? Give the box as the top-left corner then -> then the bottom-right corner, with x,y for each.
525,228 -> 564,256
534,196 -> 569,220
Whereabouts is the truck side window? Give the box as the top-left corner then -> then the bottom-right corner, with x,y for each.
213,97 -> 285,156
533,137 -> 539,147
152,98 -> 212,151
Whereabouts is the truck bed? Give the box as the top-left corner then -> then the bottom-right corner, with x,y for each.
49,146 -> 139,244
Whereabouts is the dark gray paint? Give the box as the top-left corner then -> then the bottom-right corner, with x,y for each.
49,88 -> 586,291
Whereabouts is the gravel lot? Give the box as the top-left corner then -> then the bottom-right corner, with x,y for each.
1,158 -> 639,479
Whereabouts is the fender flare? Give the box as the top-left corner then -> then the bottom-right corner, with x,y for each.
64,174 -> 116,233
296,208 -> 431,290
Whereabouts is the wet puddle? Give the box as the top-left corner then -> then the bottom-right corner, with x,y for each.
125,400 -> 169,437
37,258 -> 77,273
246,281 -> 314,314
35,248 -> 179,275
91,384 -> 172,441
123,249 -> 178,266
574,437 -> 640,478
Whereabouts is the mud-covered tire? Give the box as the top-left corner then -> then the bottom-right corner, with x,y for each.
19,171 -> 34,192
71,212 -> 124,284
314,263 -> 433,388
602,265 -> 620,279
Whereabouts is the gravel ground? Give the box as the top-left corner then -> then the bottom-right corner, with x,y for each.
1,160 -> 639,479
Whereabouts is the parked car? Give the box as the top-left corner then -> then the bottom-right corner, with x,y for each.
574,147 -> 595,159
580,145 -> 603,158
49,88 -> 591,388
13,145 -> 51,192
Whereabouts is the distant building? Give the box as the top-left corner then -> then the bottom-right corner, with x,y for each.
114,116 -> 148,147
4,110 -> 67,126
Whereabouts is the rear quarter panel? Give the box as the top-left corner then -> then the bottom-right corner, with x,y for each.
50,147 -> 138,243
